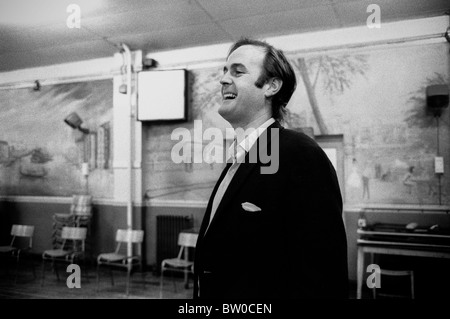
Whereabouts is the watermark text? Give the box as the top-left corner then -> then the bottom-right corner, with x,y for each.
366,4 -> 381,29
66,264 -> 81,288
67,4 -> 81,29
170,120 -> 279,174
366,264 -> 381,289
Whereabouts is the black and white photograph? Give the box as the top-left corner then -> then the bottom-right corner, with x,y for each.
0,0 -> 450,311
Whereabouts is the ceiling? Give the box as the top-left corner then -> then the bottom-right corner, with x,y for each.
0,0 -> 449,73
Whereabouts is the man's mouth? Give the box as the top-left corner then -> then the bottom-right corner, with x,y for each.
223,92 -> 237,100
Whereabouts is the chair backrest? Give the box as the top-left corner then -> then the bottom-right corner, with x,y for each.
116,229 -> 144,243
114,229 -> 144,255
10,224 -> 34,248
70,195 -> 93,217
61,227 -> 87,240
11,224 -> 34,237
61,227 -> 87,252
176,232 -> 198,260
178,232 -> 198,248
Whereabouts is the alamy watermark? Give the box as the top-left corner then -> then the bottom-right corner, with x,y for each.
366,264 -> 381,289
66,264 -> 81,288
367,4 -> 381,29
67,4 -> 81,29
170,120 -> 279,174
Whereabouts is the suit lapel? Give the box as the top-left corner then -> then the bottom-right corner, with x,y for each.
198,163 -> 232,239
204,121 -> 282,236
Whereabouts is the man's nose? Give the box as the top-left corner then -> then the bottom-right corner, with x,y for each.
220,72 -> 231,85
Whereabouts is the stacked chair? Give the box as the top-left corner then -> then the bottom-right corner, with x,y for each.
41,226 -> 88,286
41,195 -> 93,285
52,195 -> 92,251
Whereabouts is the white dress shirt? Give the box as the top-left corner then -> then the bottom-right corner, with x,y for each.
206,118 -> 276,230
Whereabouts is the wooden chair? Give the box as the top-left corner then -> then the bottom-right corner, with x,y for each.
159,232 -> 198,298
0,224 -> 35,283
41,226 -> 88,286
372,269 -> 415,299
96,229 -> 144,296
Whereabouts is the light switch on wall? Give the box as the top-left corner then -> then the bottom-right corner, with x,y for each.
435,156 -> 444,174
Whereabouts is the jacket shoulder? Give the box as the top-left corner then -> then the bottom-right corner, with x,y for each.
279,127 -> 321,152
276,127 -> 333,170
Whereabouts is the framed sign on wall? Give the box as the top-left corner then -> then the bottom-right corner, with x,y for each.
137,69 -> 187,122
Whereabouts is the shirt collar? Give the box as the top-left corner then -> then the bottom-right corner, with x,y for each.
227,118 -> 275,163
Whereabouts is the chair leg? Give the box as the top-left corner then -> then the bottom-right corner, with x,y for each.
30,254 -> 36,279
172,272 -> 177,293
126,267 -> 131,296
184,270 -> 190,289
140,261 -> 146,290
83,258 -> 90,283
110,267 -> 114,286
13,254 -> 20,284
160,268 -> 164,299
53,260 -> 60,281
96,264 -> 100,292
40,260 -> 46,287
4,255 -> 10,276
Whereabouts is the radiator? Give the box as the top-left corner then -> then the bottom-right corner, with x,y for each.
156,214 -> 193,273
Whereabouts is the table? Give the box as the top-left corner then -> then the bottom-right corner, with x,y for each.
356,229 -> 450,299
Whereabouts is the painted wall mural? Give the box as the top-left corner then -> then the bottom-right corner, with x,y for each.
143,69 -> 230,203
0,79 -> 113,197
143,42 -> 449,206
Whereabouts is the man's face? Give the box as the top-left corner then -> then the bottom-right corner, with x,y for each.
218,45 -> 267,127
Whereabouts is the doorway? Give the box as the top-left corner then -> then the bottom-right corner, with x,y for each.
315,135 -> 345,202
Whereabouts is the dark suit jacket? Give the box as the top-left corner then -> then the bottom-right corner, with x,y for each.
194,121 -> 348,299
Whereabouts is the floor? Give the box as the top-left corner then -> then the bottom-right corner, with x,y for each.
0,257 -> 369,299
0,259 -> 194,299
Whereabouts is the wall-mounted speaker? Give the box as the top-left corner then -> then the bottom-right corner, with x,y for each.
426,84 -> 449,117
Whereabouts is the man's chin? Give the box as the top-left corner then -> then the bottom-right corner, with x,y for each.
218,106 -> 230,120
219,104 -> 243,127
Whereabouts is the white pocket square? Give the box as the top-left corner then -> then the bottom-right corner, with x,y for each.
241,202 -> 262,212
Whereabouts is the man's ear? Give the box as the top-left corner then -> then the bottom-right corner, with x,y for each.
264,78 -> 283,98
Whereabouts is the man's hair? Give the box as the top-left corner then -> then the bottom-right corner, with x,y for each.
227,38 -> 297,121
